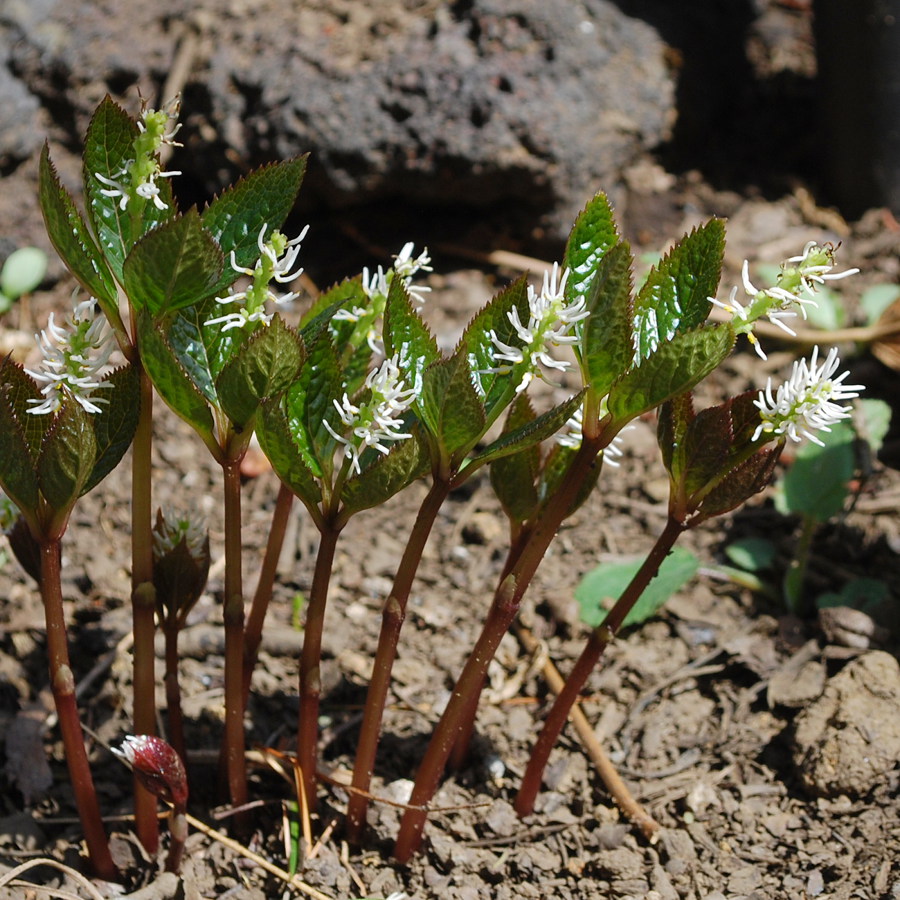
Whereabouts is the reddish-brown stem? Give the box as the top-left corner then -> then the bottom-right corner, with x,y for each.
166,807 -> 188,873
131,367 -> 159,854
297,522 -> 342,815
40,539 -> 117,881
242,481 -> 294,707
345,478 -> 451,843
393,437 -> 603,862
514,514 -> 686,817
163,624 -> 186,767
220,458 -> 248,816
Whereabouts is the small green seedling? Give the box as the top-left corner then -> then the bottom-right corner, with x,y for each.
0,247 -> 48,313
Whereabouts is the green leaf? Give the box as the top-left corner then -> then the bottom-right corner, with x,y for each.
470,391 -> 585,468
417,350 -> 486,462
458,276 -> 530,413
657,393 -> 694,479
858,398 -> 892,454
83,96 -> 174,280
724,536 -> 778,573
775,420 -> 856,522
37,400 -> 97,512
340,430 -> 429,516
257,399 -> 322,508
861,283 -> 900,326
0,367 -> 42,514
607,325 -> 735,425
1,247 -> 47,299
39,146 -> 117,309
201,157 -> 307,297
578,240 -> 635,398
693,447 -> 780,523
123,210 -> 225,315
633,220 -> 725,362
384,276 -> 440,384
817,577 -> 890,615
577,546 -> 699,629
489,394 -> 540,524
564,192 -> 619,308
137,313 -> 216,443
0,358 -> 52,461
215,316 -> 305,431
164,304 -> 220,403
82,365 -> 141,494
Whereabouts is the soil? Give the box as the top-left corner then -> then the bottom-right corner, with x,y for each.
3,6 -> 900,900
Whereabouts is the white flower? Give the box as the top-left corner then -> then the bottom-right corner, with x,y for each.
152,508 -> 208,560
323,355 -> 418,474
752,346 -> 864,445
25,299 -> 115,415
555,407 -> 629,467
486,263 -> 587,392
393,242 -> 432,304
207,224 -> 308,332
95,165 -> 180,212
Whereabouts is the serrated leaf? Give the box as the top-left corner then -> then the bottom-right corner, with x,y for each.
657,392 -> 694,478
695,447 -> 780,523
564,192 -> 620,307
37,400 -> 97,512
164,304 -> 219,403
82,365 -> 141,494
257,399 -> 322,508
578,240 -> 635,398
577,546 -> 699,629
470,391 -> 585,468
607,325 -> 734,425
137,313 -> 216,442
384,276 -> 440,383
489,394 -> 540,524
39,146 -> 117,309
458,276 -> 530,413
123,210 -> 224,315
0,375 -> 41,515
633,220 -> 725,362
680,403 -> 734,497
202,157 -> 307,297
83,97 -> 174,280
418,350 -> 486,462
0,358 -> 52,460
340,430 -> 429,516
215,316 -> 305,431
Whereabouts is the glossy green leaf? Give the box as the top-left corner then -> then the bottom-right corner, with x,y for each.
82,365 -> 141,494
122,210 -> 224,315
340,430 -> 429,516
384,276 -> 440,384
458,276 -> 530,413
0,368 -> 41,514
607,325 -> 734,425
257,399 -> 322,508
417,350 -> 486,462
633,220 -> 725,362
39,146 -> 117,309
137,313 -> 216,443
489,394 -> 540,524
564,192 -> 619,307
202,157 -> 307,297
37,399 -> 97,512
215,316 -> 305,431
577,546 -> 699,629
1,247 -> 47,299
578,240 -> 635,398
164,304 -> 220,404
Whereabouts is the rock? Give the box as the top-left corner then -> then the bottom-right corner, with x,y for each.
792,651 -> 900,797
1,0 -> 675,242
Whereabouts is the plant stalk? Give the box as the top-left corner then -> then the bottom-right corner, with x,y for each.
130,367 -> 159,854
393,437 -> 603,861
514,514 -> 686,817
242,481 -> 294,706
345,478 -> 451,843
297,521 -> 342,814
221,458 -> 248,815
40,539 -> 118,881
163,623 -> 186,767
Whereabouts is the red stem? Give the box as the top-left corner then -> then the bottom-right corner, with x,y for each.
163,624 -> 186,767
242,481 -> 294,707
393,437 -> 603,861
131,368 -> 159,854
297,522 -> 342,814
514,514 -> 686,817
345,478 -> 450,843
40,539 -> 118,881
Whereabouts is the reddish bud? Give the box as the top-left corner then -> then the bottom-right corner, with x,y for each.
113,735 -> 188,808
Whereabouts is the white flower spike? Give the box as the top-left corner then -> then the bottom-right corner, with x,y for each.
25,299 -> 115,416
752,346 -> 864,445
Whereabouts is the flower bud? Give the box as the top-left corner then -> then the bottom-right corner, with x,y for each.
152,509 -> 210,627
112,734 -> 188,807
